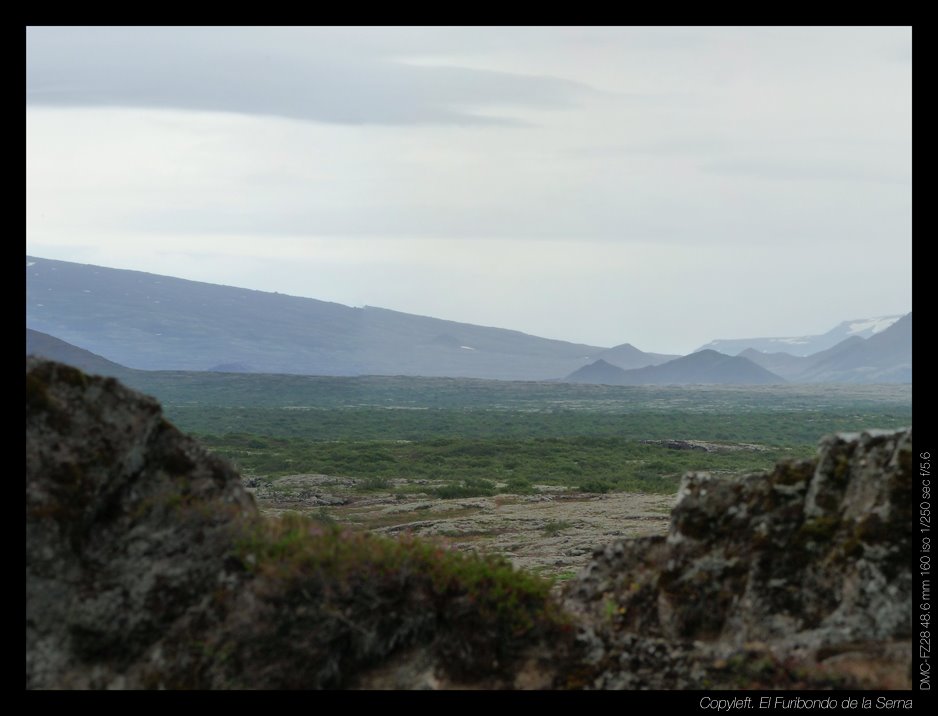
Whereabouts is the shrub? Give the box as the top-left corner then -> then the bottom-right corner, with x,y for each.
355,476 -> 391,492
432,477 -> 496,499
502,477 -> 536,495
579,479 -> 614,494
542,520 -> 573,536
230,513 -> 572,686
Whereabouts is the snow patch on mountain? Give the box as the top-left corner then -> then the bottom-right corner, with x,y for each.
696,313 -> 909,358
770,337 -> 811,345
846,316 -> 901,336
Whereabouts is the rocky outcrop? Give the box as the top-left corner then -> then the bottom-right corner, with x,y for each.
26,358 -> 575,689
26,357 -> 913,689
566,428 -> 913,688
26,358 -> 257,688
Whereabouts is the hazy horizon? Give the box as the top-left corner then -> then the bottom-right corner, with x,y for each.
26,27 -> 911,355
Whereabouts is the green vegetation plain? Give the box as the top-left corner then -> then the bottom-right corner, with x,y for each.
122,372 -> 911,496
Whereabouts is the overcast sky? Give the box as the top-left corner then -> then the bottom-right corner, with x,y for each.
26,26 -> 911,354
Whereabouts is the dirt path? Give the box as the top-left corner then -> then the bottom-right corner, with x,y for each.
247,475 -> 676,582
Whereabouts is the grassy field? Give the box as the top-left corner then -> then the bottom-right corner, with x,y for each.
197,434 -> 802,494
122,372 -> 911,496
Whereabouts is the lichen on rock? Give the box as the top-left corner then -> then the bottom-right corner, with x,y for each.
565,425 -> 913,688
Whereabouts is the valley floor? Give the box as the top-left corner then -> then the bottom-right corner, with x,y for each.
248,475 -> 675,582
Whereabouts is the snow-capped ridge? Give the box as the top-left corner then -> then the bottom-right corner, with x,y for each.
696,314 -> 908,358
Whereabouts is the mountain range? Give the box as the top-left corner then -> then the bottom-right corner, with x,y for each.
566,313 -> 911,386
738,312 -> 912,384
565,350 -> 786,385
26,256 -> 604,381
592,343 -> 679,370
695,315 -> 904,357
26,256 -> 910,384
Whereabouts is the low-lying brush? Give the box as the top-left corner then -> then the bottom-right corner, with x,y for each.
225,513 -> 574,686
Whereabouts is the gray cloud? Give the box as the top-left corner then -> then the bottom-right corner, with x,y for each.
26,27 -> 595,126
26,27 -> 911,351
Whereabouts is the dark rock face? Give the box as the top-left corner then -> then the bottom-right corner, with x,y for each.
26,358 -> 912,689
26,358 -> 257,688
567,428 -> 913,688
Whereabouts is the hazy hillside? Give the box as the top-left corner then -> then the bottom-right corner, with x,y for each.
739,313 -> 911,384
697,315 -> 904,357
25,255 -> 910,384
737,348 -> 813,380
564,359 -> 631,385
593,343 -> 679,370
565,350 -> 785,386
617,350 -> 785,385
26,328 -> 132,379
739,338 -> 866,381
797,312 -> 911,383
26,256 -> 604,381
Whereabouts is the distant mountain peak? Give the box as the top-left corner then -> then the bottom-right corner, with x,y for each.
595,343 -> 679,371
696,314 -> 908,358
565,350 -> 784,386
564,359 -> 629,385
738,314 -> 910,383
591,358 -> 617,368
